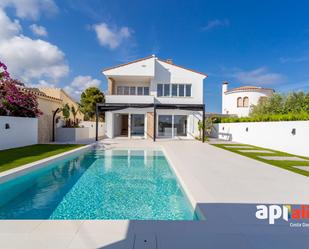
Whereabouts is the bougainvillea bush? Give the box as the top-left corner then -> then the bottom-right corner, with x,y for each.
0,61 -> 42,118
0,61 -> 10,80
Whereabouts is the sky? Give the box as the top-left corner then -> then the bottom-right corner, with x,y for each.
1,0 -> 309,112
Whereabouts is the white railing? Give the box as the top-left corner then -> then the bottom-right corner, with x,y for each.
106,95 -> 154,104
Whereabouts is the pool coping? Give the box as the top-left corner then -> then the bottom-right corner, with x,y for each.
0,144 -> 94,184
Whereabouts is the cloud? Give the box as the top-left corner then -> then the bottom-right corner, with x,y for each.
232,67 -> 285,85
64,75 -> 101,100
202,19 -> 229,31
30,24 -> 48,36
0,0 -> 58,20
0,7 -> 68,85
0,36 -> 69,83
93,22 -> 132,49
0,9 -> 21,40
28,79 -> 55,88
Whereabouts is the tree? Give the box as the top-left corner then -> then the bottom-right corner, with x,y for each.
71,105 -> 80,126
250,91 -> 309,117
62,103 -> 70,125
80,87 -> 105,120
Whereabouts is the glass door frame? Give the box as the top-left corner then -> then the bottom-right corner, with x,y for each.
156,114 -> 188,138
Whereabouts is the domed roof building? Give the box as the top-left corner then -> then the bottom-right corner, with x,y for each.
222,82 -> 274,117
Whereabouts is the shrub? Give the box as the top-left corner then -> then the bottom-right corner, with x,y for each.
0,61 -> 10,80
250,92 -> 309,116
219,91 -> 309,123
220,113 -> 309,123
0,78 -> 42,118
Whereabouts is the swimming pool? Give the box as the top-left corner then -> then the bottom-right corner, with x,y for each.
0,148 -> 198,220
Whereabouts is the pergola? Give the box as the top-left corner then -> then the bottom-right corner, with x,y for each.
95,103 -> 206,142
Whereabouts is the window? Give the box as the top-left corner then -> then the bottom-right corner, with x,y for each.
179,84 -> 185,97
117,86 -> 124,95
163,84 -> 170,96
172,84 -> 178,96
243,97 -> 249,107
157,83 -> 192,97
137,87 -> 143,95
185,85 -> 191,97
130,86 -> 136,95
143,87 -> 149,95
123,86 -> 130,95
237,97 -> 243,107
157,84 -> 163,97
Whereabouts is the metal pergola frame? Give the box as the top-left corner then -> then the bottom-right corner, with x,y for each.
95,103 -> 205,142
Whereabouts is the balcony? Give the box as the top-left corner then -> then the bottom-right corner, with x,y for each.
105,95 -> 154,104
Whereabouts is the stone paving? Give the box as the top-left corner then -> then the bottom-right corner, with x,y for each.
238,150 -> 275,153
258,156 -> 308,161
293,166 -> 309,172
224,145 -> 254,149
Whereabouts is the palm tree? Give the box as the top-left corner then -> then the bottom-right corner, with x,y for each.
71,105 -> 80,126
62,103 -> 70,127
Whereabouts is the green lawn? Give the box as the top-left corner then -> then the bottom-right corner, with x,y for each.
212,143 -> 309,177
0,144 -> 84,173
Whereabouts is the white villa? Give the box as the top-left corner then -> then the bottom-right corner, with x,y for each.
221,82 -> 274,117
99,55 -> 207,140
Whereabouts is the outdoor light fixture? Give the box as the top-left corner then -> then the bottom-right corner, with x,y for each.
246,127 -> 249,132
5,123 -> 10,129
291,128 -> 296,135
222,127 -> 225,131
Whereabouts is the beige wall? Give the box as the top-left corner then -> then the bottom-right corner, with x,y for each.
37,96 -> 62,143
37,88 -> 84,143
39,88 -> 84,120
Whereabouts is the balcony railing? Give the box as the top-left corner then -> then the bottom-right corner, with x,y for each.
105,95 -> 154,104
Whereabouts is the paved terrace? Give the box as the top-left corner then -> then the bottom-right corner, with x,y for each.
1,139 -> 309,249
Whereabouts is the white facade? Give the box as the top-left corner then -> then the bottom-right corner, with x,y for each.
0,116 -> 38,150
213,121 -> 309,157
102,55 -> 207,139
222,82 -> 274,117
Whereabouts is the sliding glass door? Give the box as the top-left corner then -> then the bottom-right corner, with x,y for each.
174,115 -> 187,136
158,115 -> 173,137
157,115 -> 187,138
131,114 -> 145,136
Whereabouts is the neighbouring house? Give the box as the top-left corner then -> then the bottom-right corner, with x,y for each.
20,88 -> 84,143
100,55 -> 207,140
221,82 -> 274,117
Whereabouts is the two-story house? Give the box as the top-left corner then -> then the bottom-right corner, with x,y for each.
98,55 -> 207,141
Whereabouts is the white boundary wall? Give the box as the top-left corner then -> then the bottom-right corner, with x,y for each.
80,121 -> 105,138
0,116 -> 38,150
213,121 -> 309,157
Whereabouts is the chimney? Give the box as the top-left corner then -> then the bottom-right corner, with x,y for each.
166,59 -> 173,64
222,81 -> 228,93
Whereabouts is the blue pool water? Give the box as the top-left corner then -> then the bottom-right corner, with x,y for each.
0,148 -> 197,220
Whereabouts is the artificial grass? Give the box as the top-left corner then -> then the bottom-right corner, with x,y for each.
0,144 -> 84,173
212,143 -> 309,177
